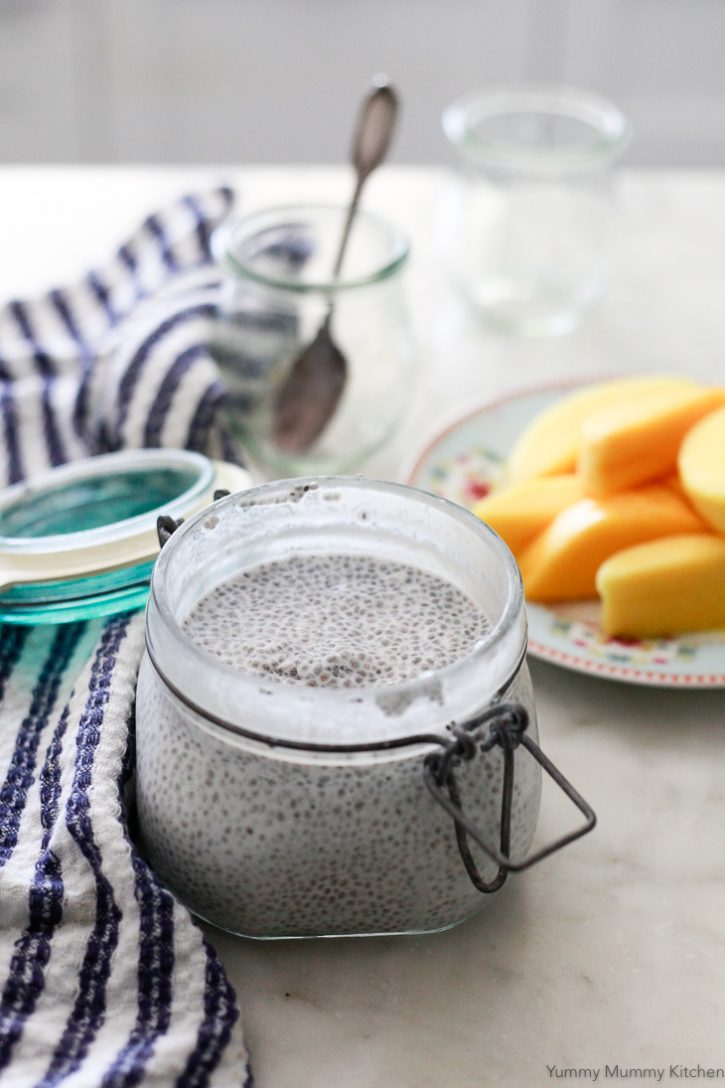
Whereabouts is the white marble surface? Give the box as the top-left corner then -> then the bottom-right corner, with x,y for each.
1,166 -> 724,1087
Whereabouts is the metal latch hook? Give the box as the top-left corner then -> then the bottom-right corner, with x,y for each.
423,702 -> 596,894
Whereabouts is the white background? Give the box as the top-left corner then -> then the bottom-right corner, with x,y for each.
1,0 -> 724,165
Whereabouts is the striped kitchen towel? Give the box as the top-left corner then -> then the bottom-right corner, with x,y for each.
0,190 -> 253,1086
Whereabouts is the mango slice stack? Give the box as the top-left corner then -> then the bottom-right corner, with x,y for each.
579,386 -> 725,496
473,375 -> 725,638
517,486 -> 704,603
506,375 -> 698,484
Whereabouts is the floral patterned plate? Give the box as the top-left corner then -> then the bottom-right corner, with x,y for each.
407,382 -> 725,688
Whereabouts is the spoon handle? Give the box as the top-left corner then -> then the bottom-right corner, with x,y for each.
332,78 -> 399,280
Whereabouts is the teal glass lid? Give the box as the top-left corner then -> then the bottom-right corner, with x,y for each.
0,449 -> 250,624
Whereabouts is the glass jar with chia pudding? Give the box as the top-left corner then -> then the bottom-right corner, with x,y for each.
136,477 -> 594,939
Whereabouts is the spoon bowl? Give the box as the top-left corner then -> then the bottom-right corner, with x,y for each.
271,77 -> 400,455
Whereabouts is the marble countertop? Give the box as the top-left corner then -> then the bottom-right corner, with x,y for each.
1,166 -> 723,1087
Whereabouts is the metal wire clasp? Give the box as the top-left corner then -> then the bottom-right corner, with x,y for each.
156,489 -> 231,549
423,702 -> 596,895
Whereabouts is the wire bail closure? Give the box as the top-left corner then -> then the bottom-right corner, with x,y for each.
423,702 -> 596,894
156,489 -> 231,550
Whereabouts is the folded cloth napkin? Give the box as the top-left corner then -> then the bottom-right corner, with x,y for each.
0,190 -> 252,1086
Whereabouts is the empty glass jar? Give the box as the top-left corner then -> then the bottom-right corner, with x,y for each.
440,85 -> 631,335
212,205 -> 415,476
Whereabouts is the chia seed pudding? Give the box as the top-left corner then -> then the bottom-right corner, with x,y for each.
136,478 -> 542,939
181,554 -> 490,687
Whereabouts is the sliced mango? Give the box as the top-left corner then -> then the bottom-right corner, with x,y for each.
506,375 -> 698,485
473,475 -> 582,557
678,405 -> 725,533
663,473 -> 690,503
579,386 -> 725,495
519,485 -> 706,602
597,535 -> 725,637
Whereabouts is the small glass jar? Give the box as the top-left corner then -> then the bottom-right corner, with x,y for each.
135,478 -> 593,939
211,205 -> 415,477
440,85 -> 631,335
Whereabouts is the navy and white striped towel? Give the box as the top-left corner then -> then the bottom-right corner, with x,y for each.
0,189 -> 253,1086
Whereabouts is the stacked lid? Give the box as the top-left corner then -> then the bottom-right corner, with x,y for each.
0,450 -> 250,624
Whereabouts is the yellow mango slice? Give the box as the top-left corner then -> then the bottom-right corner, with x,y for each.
596,534 -> 725,637
678,404 -> 725,533
507,375 -> 698,484
472,475 -> 582,557
579,386 -> 725,495
663,473 -> 690,503
519,486 -> 706,602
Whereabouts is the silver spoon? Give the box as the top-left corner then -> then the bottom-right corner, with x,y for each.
272,77 -> 399,455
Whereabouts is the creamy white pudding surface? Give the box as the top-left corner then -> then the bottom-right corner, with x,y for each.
181,553 -> 489,687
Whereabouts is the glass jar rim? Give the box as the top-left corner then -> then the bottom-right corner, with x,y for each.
443,83 -> 631,173
146,476 -> 528,751
212,203 -> 410,294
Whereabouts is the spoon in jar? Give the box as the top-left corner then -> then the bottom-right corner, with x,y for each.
271,77 -> 399,455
